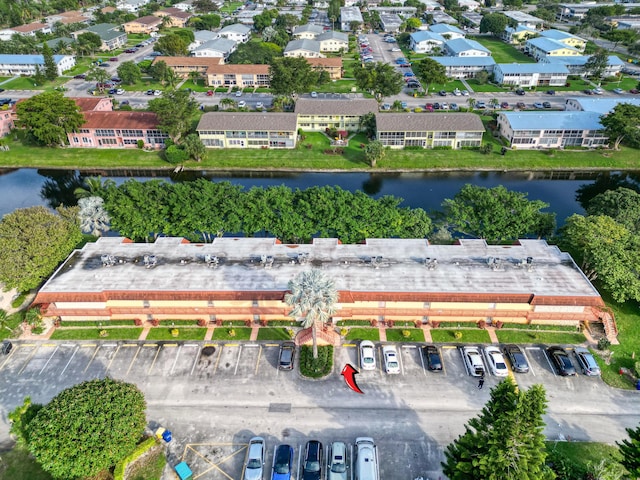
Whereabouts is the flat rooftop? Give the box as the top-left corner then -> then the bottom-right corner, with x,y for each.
39,238 -> 601,298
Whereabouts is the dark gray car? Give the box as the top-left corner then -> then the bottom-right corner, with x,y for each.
279,342 -> 295,370
503,344 -> 529,373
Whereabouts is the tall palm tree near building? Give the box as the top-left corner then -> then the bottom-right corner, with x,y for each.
285,270 -> 338,359
78,196 -> 111,237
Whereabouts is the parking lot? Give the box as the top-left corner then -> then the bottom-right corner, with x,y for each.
0,339 -> 629,480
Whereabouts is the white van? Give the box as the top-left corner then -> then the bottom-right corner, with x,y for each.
354,437 -> 379,480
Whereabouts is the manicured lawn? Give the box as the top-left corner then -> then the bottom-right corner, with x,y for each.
219,1 -> 243,13
465,80 -> 507,93
0,312 -> 24,341
317,80 -> 358,94
601,76 -> 638,91
545,441 -> 624,478
430,329 -> 492,343
345,328 -> 380,342
423,80 -> 467,94
211,327 -> 251,340
145,327 -> 207,341
256,328 -> 292,341
470,36 -> 536,64
495,330 -> 586,345
0,446 -> 53,480
62,320 -> 136,327
124,78 -> 171,91
386,328 -> 425,342
181,78 -> 210,92
126,444 -> 166,480
500,323 -> 581,332
2,76 -> 67,91
542,78 -> 593,92
50,328 -> 143,340
2,132 -> 640,171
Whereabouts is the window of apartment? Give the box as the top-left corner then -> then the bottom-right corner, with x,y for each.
121,129 -> 144,137
99,138 -> 117,145
512,137 -> 536,144
405,139 -> 425,147
123,139 -> 139,145
226,131 -> 246,138
73,137 -> 79,143
229,139 -> 244,146
202,138 -> 223,147
458,139 -> 481,147
405,131 -> 425,138
434,131 -> 456,139
82,137 -> 91,143
432,140 -> 453,147
248,139 -> 268,146
95,129 -> 115,137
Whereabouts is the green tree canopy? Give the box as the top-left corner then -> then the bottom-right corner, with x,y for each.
586,187 -> 640,233
86,64 -> 111,90
41,42 -> 58,80
154,32 -> 188,56
480,13 -> 508,36
618,424 -> 640,478
148,89 -> 198,143
0,206 -> 82,291
584,48 -> 609,80
116,60 -> 141,85
76,31 -> 102,54
228,41 -> 282,64
269,56 -> 318,96
443,379 -> 551,480
559,214 -> 640,302
353,61 -> 404,99
188,13 -> 221,30
364,140 -> 385,167
442,184 -> 555,242
26,378 -> 147,480
99,180 -> 432,243
600,103 -> 640,149
413,57 -> 447,92
15,91 -> 84,146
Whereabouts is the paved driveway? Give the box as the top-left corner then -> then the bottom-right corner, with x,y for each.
1,340 -> 639,479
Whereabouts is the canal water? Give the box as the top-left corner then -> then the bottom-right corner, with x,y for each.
1,168 -> 639,224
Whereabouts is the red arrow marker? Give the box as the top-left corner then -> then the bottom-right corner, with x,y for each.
341,364 -> 364,394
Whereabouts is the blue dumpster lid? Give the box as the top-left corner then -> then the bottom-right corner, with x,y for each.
175,462 -> 193,479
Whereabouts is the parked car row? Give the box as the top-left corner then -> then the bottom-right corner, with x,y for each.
358,341 -> 600,378
244,438 -> 377,480
358,34 -> 374,63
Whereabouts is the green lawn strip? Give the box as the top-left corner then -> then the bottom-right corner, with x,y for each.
1,134 -> 639,171
601,76 -> 638,91
495,330 -> 586,345
62,320 -> 137,327
470,36 -> 536,63
158,319 -> 201,326
431,329 -> 492,343
316,80 -> 358,94
423,79 -> 468,94
598,294 -> 640,389
0,446 -> 53,480
124,443 -> 166,480
336,320 -> 373,326
500,323 -> 581,332
345,328 -> 380,342
181,79 -> 211,92
539,78 -> 593,92
0,312 -> 24,341
256,327 -> 292,341
211,327 -> 251,340
145,327 -> 206,341
122,79 -> 171,92
545,441 -> 624,478
266,320 -> 298,327
3,76 -> 68,91
385,328 -> 425,342
219,1 -> 243,13
465,80 -> 507,93
50,328 -> 143,340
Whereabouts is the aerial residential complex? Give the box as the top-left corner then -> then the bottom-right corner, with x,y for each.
35,237 -> 613,341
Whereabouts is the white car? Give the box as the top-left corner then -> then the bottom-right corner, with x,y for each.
255,102 -> 264,109
391,47 -> 401,52
235,90 -> 243,97
116,89 -> 125,95
382,345 -> 400,374
153,90 -> 162,96
243,436 -> 265,480
238,100 -> 246,108
461,346 -> 485,377
311,91 -> 318,98
360,340 -> 376,371
328,441 -> 348,480
484,346 -> 508,377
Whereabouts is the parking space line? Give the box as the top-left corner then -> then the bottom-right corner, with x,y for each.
525,347 -> 539,376
126,345 -> 141,376
0,345 -> 17,371
417,346 -> 427,377
104,345 -> 121,373
60,345 -> 79,376
234,345 -> 243,376
170,345 -> 182,375
148,344 -> 162,375
265,343 -> 278,347
143,343 -> 158,347
212,345 -> 223,375
542,349 -> 557,377
18,345 -> 40,375
255,345 -> 262,376
39,345 -> 59,375
82,345 -> 101,373
297,445 -> 303,480
190,345 -> 201,376
121,343 -> 138,347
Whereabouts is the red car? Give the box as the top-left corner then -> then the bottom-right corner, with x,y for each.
425,103 -> 434,112
630,89 -> 639,94
206,90 -> 214,96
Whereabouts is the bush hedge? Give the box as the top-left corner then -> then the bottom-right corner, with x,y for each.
299,345 -> 333,378
114,437 -> 159,480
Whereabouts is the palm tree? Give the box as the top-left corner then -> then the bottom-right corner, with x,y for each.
490,97 -> 499,109
78,196 -> 111,237
467,97 -> 476,110
74,175 -> 110,200
285,270 -> 338,359
219,98 -> 236,110
0,309 -> 11,333
392,100 -> 403,111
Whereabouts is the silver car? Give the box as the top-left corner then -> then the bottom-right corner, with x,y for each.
243,436 -> 265,480
328,441 -> 348,480
360,340 -> 376,371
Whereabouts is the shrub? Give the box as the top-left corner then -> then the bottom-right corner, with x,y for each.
99,329 -> 108,337
113,437 -> 159,480
495,321 -> 504,329
340,327 -> 348,336
197,318 -> 207,327
597,337 -> 611,351
216,319 -> 224,327
477,320 -> 487,329
286,327 -> 295,339
454,331 -> 463,339
136,139 -> 144,149
386,320 -> 395,328
431,321 -> 441,328
134,318 -> 143,326
370,319 -> 378,327
164,145 -> 188,164
228,328 -> 235,337
479,143 -> 493,155
11,291 -> 28,309
150,319 -> 159,327
299,345 -> 334,378
260,319 -> 268,327
402,329 -> 411,338
244,319 -> 252,327
170,328 -> 179,337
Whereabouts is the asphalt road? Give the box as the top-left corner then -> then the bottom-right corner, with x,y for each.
0,340 -> 638,480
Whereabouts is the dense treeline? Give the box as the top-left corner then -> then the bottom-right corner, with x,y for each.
99,179 -> 433,244
0,0 -> 100,28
